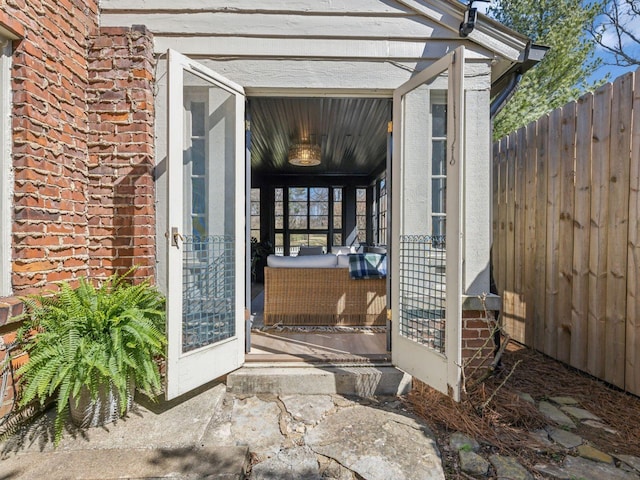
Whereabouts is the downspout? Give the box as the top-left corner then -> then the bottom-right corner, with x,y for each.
490,42 -> 548,118
490,71 -> 522,119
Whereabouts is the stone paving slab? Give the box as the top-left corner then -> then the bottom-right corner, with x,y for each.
251,446 -> 322,480
583,419 -> 618,434
0,385 -> 444,480
449,432 -> 480,452
617,454 -> 640,474
534,455 -> 640,480
561,405 -> 602,422
549,396 -> 580,406
577,444 -> 614,464
304,405 -> 445,480
538,401 -> 576,428
459,449 -> 489,476
547,427 -> 583,449
489,454 -> 534,480
279,394 -> 334,424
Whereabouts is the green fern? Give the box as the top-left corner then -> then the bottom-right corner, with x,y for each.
16,270 -> 166,446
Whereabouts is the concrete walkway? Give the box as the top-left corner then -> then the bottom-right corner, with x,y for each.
0,383 -> 445,479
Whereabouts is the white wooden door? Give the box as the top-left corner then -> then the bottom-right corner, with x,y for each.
166,50 -> 246,400
391,47 -> 465,401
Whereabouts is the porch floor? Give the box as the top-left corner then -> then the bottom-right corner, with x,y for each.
248,282 -> 390,363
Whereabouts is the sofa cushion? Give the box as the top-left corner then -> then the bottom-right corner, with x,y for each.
348,253 -> 387,279
267,254 -> 338,268
336,254 -> 350,268
298,246 -> 325,256
331,245 -> 356,255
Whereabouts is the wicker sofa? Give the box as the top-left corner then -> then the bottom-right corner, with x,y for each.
263,253 -> 387,327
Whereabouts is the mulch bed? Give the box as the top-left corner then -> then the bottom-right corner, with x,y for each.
406,342 -> 640,479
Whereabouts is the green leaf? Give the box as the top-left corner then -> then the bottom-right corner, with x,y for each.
489,0 -> 604,139
16,270 -> 167,445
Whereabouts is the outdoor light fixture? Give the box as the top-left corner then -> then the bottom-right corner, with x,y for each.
459,7 -> 477,37
288,142 -> 322,166
459,0 -> 489,37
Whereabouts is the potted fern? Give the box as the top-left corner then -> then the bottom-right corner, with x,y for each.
16,270 -> 166,445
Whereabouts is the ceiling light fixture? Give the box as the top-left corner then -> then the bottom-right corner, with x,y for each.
288,142 -> 321,167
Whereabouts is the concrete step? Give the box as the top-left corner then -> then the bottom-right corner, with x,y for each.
227,364 -> 412,397
0,446 -> 250,479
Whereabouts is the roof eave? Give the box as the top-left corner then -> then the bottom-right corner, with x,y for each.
397,0 -> 531,62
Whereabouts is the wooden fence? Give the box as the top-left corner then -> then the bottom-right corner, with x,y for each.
492,67 -> 640,396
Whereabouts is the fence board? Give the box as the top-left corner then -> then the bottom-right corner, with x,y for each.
570,93 -> 593,372
498,137 -> 508,300
492,140 -> 500,290
587,82 -> 612,380
627,70 -> 640,396
605,74 -> 633,388
503,132 -> 518,338
492,68 -> 640,395
534,115 -> 549,352
523,122 -> 537,345
544,108 -> 562,358
513,126 -> 527,342
557,102 -> 576,364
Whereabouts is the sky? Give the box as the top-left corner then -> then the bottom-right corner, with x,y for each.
472,0 -> 640,85
588,4 -> 640,85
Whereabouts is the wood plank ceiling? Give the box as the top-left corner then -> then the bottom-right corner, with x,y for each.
249,97 -> 390,177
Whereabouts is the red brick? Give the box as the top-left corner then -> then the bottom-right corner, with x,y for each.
463,317 -> 490,327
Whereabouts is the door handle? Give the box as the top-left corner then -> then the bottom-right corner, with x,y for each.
171,227 -> 184,248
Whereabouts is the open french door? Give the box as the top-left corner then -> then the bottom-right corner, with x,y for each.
391,47 -> 464,401
165,50 -> 246,400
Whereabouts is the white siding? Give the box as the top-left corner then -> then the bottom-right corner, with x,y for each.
102,0 -> 417,14
100,0 -> 526,83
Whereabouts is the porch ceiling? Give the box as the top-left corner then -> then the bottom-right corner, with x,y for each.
249,97 -> 390,177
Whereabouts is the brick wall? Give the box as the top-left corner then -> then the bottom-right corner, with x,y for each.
6,0 -> 100,296
86,26 -> 156,281
0,5 -> 157,419
1,5 -> 156,299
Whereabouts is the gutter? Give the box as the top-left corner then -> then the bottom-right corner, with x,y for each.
490,42 -> 549,119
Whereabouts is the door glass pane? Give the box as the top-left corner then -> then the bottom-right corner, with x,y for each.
431,103 -> 447,137
356,187 -> 367,243
275,233 -> 284,255
398,74 -> 449,353
250,188 -> 260,242
192,139 -> 205,175
310,187 -> 328,201
310,215 -> 328,229
289,216 -> 307,229
432,178 -> 446,213
289,187 -> 307,201
192,177 -> 206,214
181,70 -> 236,353
431,140 -> 446,176
289,201 -> 308,216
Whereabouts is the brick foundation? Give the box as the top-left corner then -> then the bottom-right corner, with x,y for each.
462,309 -> 498,371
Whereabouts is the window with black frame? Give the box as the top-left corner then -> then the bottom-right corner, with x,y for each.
274,186 -> 343,255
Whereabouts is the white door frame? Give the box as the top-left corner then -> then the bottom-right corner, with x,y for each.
163,46 -> 465,400
165,49 -> 246,400
390,47 -> 465,401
